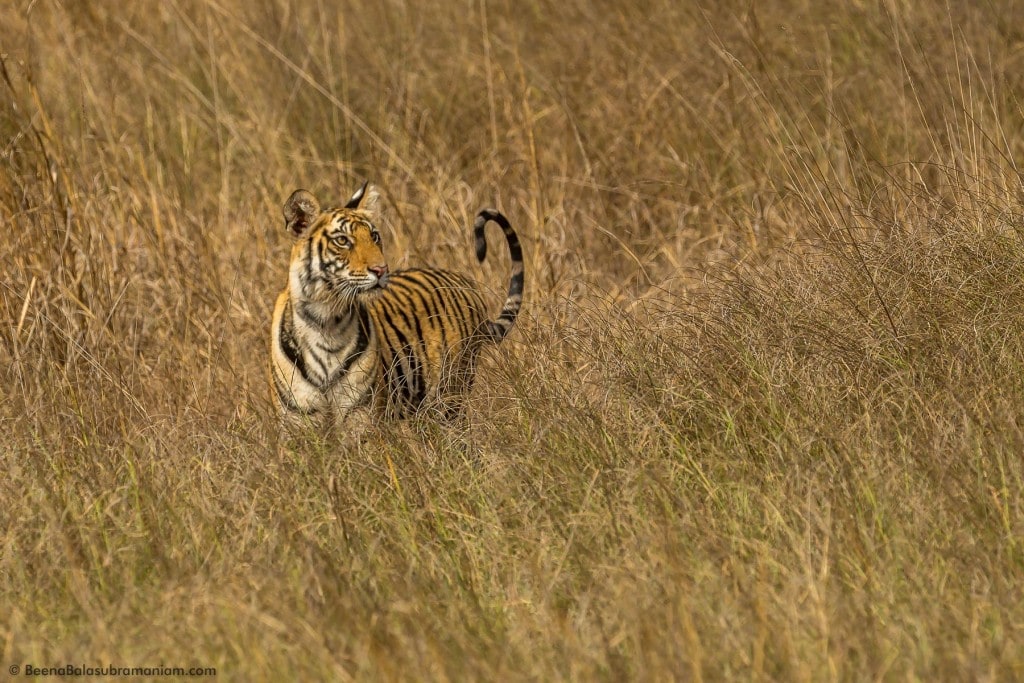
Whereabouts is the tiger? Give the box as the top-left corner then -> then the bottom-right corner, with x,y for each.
269,182 -> 523,431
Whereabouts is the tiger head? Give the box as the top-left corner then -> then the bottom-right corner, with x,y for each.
283,183 -> 390,306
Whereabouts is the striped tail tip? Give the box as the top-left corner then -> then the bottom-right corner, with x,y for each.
472,208 -> 523,343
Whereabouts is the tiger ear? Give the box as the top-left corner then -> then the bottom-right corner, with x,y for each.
344,181 -> 381,217
344,181 -> 368,209
283,189 -> 320,237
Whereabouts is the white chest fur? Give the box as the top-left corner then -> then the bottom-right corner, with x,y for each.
271,296 -> 378,416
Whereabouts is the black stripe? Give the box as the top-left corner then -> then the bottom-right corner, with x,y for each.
407,277 -> 448,351
392,324 -> 424,410
474,214 -> 487,260
309,350 -> 330,384
407,345 -> 425,408
317,339 -> 348,354
436,273 -> 481,339
279,304 -> 313,384
418,271 -> 465,321
475,229 -> 488,262
389,284 -> 431,378
373,302 -> 404,355
405,293 -> 430,404
355,305 -> 371,351
304,240 -> 316,288
413,273 -> 462,340
396,272 -> 444,329
299,302 -> 326,327
434,268 -> 479,299
339,307 -> 371,375
509,270 -> 525,297
272,365 -> 320,415
380,287 -> 418,335
313,238 -> 331,283
376,299 -> 419,408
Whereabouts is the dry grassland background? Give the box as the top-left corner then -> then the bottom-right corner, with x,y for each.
2,0 -> 1024,680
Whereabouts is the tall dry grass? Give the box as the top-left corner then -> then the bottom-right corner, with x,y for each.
2,0 -> 1023,679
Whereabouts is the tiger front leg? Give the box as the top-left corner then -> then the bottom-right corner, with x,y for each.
330,404 -> 376,446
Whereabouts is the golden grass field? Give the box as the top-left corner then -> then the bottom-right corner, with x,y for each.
3,1 -> 1024,679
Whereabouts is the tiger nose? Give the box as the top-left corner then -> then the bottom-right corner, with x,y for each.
369,264 -> 389,278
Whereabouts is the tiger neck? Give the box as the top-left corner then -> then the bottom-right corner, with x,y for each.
290,295 -> 368,341
287,257 -> 367,338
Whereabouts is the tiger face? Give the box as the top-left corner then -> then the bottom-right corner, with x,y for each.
283,184 -> 390,307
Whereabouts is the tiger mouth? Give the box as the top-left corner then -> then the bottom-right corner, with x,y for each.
360,272 -> 389,290
331,274 -> 388,293
356,277 -> 388,296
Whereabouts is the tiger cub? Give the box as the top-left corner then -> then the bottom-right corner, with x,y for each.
269,182 -> 523,429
